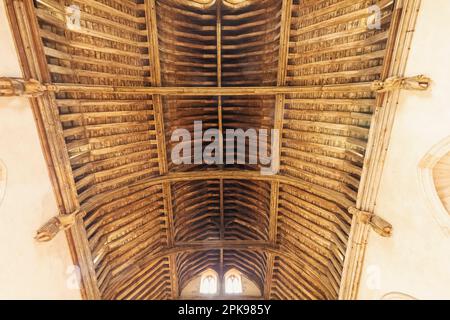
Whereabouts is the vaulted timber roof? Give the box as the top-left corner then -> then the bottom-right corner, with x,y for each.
6,0 -> 399,299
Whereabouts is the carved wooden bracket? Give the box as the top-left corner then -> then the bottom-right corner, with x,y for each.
348,207 -> 393,237
35,210 -> 84,242
0,77 -> 47,97
371,75 -> 431,93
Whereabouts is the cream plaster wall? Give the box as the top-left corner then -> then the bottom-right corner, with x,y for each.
0,1 -> 81,299
358,0 -> 450,300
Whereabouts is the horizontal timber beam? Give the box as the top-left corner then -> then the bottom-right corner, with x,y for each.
81,169 -> 355,214
48,83 -> 373,95
175,239 -> 271,249
1,78 -> 431,97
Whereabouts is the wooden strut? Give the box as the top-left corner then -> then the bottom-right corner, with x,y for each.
348,207 -> 393,238
0,76 -> 432,97
35,210 -> 84,242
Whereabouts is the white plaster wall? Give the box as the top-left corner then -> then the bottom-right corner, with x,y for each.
0,1 -> 81,299
358,0 -> 450,300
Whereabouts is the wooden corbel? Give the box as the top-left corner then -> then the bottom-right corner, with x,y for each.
0,77 -> 47,97
348,207 -> 393,237
371,75 -> 431,93
35,210 -> 84,242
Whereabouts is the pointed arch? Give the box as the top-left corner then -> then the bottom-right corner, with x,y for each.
224,268 -> 242,294
199,269 -> 219,294
418,136 -> 450,236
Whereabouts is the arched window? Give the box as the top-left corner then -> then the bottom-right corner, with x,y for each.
418,136 -> 450,235
225,270 -> 242,294
381,292 -> 417,300
199,271 -> 217,294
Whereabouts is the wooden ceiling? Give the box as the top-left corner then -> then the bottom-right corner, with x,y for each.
6,0 -> 400,299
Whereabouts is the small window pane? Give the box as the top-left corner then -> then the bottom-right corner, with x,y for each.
200,275 -> 217,294
225,274 -> 242,294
